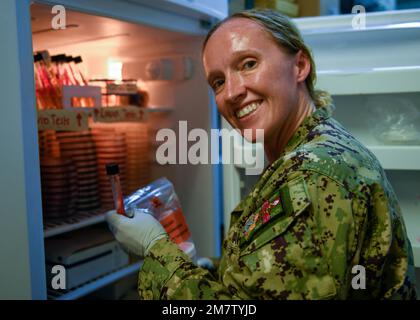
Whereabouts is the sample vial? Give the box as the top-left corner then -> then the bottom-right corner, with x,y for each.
106,163 -> 132,218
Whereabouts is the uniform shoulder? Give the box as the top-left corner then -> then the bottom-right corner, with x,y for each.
284,117 -> 385,195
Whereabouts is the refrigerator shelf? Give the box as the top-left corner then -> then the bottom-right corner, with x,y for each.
296,9 -> 420,32
43,209 -> 108,238
317,66 -> 420,95
146,107 -> 173,113
47,261 -> 142,300
55,105 -> 173,114
90,106 -> 173,112
367,145 -> 420,170
403,213 -> 420,268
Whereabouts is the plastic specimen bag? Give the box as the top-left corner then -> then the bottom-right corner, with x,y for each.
124,177 -> 196,262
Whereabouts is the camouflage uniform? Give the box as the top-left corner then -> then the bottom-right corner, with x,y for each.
138,105 -> 418,300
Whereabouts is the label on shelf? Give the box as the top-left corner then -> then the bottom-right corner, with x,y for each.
106,83 -> 138,95
92,106 -> 148,123
37,109 -> 89,131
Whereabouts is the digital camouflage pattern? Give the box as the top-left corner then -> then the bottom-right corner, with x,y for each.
138,105 -> 418,300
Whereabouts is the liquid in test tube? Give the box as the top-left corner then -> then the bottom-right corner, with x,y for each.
106,163 -> 132,218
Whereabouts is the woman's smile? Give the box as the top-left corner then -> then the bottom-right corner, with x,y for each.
235,100 -> 263,119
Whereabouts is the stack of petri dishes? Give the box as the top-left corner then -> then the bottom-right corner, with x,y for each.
115,122 -> 150,195
40,157 -> 78,219
56,131 -> 101,213
91,127 -> 127,209
38,131 -> 61,159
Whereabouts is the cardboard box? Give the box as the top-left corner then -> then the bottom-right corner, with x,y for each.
229,0 -> 246,14
255,0 -> 299,17
296,0 -> 340,17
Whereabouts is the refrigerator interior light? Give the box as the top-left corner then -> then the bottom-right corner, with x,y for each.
107,59 -> 123,81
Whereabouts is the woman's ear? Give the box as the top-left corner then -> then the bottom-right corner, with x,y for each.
295,50 -> 311,84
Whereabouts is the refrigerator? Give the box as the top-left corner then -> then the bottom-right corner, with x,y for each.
0,0 -> 227,299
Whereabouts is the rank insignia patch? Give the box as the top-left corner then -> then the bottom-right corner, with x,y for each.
243,196 -> 282,241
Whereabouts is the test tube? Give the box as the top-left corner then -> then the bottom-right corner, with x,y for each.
106,163 -> 132,217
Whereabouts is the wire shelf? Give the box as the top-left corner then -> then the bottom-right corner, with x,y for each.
43,208 -> 112,238
47,262 -> 142,300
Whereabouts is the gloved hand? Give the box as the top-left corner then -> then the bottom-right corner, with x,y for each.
196,257 -> 215,271
106,208 -> 168,258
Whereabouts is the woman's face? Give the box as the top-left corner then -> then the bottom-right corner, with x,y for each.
202,18 -> 302,143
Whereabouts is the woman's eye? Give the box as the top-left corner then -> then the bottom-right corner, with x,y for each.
212,79 -> 224,91
243,60 -> 257,70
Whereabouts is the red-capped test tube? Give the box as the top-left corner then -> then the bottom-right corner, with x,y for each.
106,163 -> 131,217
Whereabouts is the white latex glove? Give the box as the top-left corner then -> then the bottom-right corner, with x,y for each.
106,208 -> 167,258
196,257 -> 215,271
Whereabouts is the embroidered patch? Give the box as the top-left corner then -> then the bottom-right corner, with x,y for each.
243,196 -> 282,240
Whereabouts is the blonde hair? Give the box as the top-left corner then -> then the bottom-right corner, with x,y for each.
203,9 -> 332,108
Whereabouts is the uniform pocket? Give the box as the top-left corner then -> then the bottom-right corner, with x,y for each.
234,176 -> 339,299
240,177 -> 311,255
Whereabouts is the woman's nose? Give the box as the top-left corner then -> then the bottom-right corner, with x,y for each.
225,74 -> 246,105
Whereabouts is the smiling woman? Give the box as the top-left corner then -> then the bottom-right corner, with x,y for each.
107,9 -> 418,300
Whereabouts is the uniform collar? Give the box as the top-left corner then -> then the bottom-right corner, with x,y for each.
282,104 -> 333,157
257,104 -> 334,179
